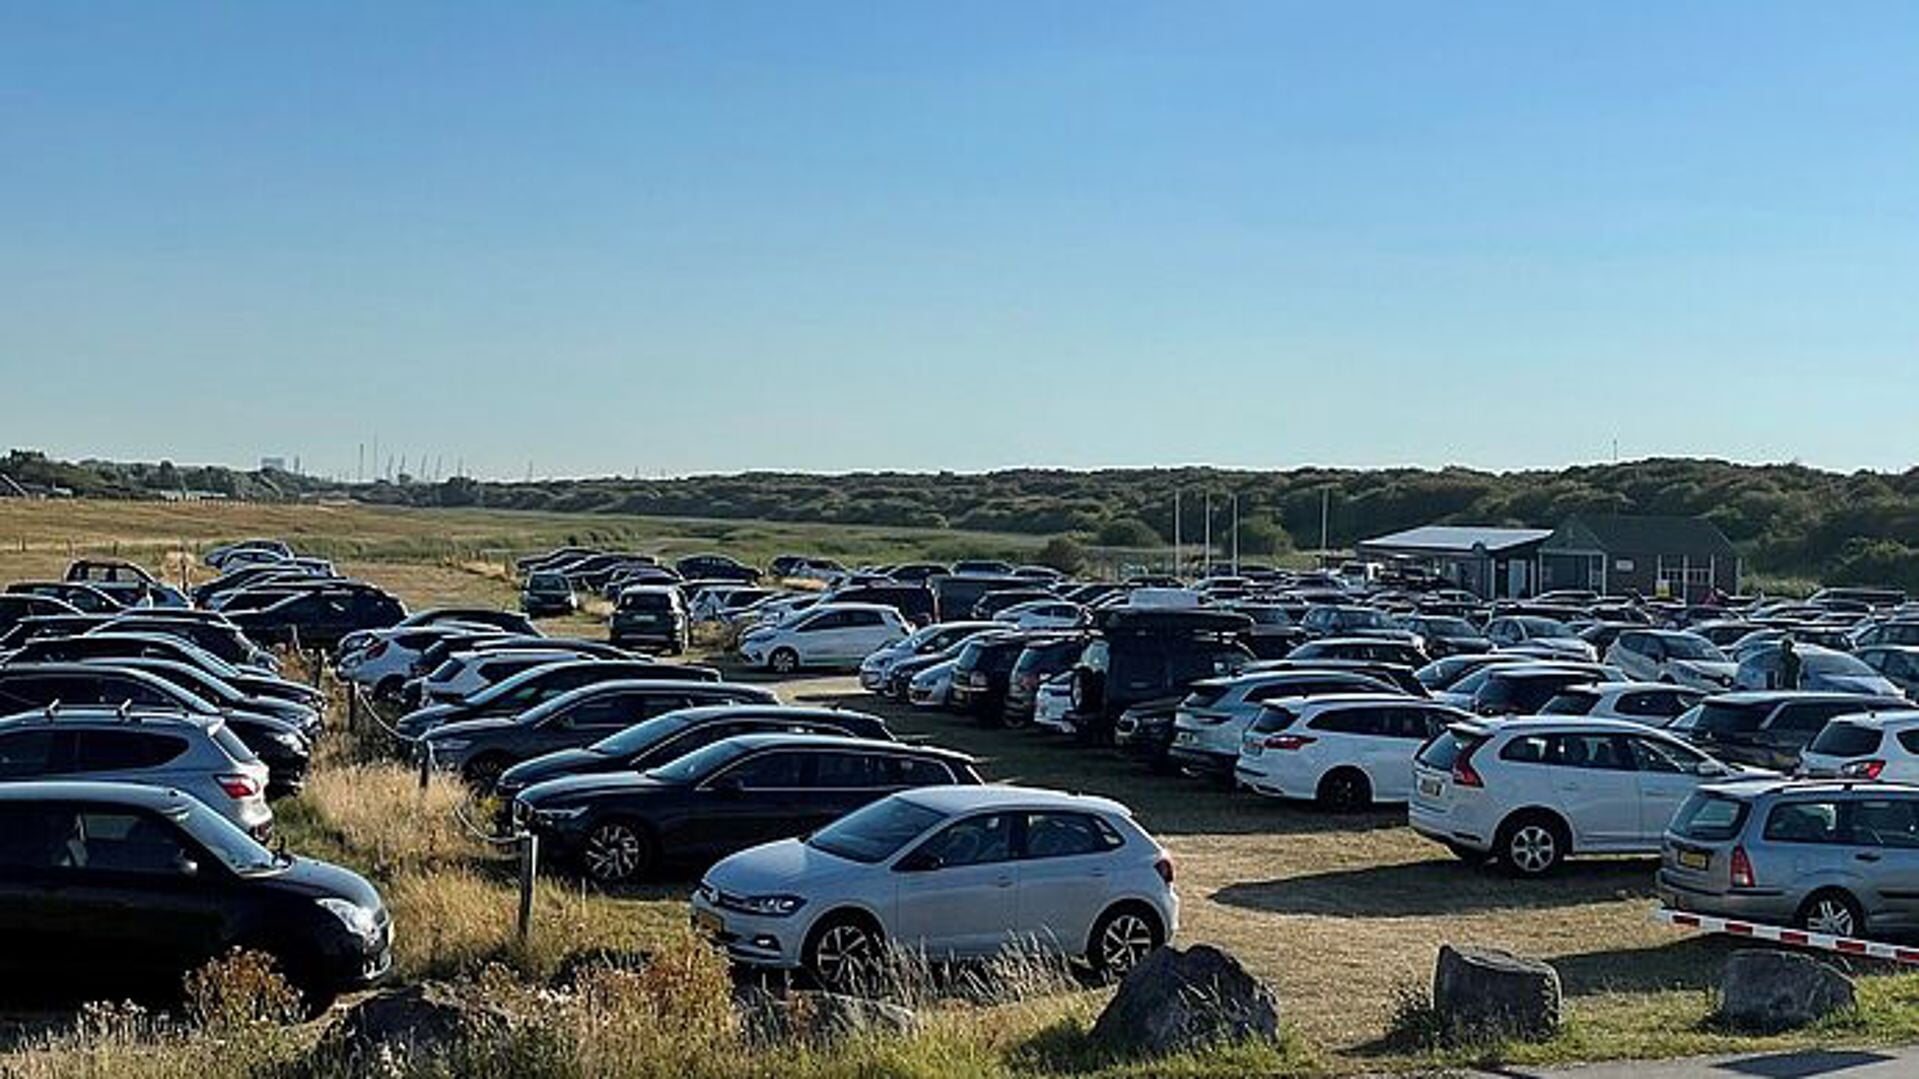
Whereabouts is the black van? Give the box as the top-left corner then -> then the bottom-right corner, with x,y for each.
609,586 -> 689,653
1068,608 -> 1254,742
929,574 -> 1031,622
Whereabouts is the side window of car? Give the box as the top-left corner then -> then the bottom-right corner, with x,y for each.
1899,730 -> 1919,756
1310,708 -> 1378,737
715,751 -> 808,790
798,612 -> 842,633
886,756 -> 955,787
1764,801 -> 1846,844
1628,736 -> 1701,774
1499,734 -> 1550,764
0,730 -> 62,779
812,752 -> 891,788
909,813 -> 1016,869
1023,812 -> 1122,859
1849,799 -> 1919,850
74,731 -> 189,772
63,810 -> 193,874
1544,733 -> 1632,770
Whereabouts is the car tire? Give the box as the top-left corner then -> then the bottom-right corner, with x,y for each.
802,912 -> 885,993
1086,903 -> 1164,981
1315,768 -> 1371,811
581,818 -> 655,885
1495,812 -> 1568,877
1797,889 -> 1866,938
769,648 -> 800,676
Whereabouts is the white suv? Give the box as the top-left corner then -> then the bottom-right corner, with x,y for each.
1603,630 -> 1737,691
691,786 -> 1177,988
1799,709 -> 1919,783
738,603 -> 910,674
1235,695 -> 1471,808
1409,716 -> 1753,875
1168,670 -> 1404,782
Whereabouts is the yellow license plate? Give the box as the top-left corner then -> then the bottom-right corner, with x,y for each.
1677,849 -> 1709,871
693,909 -> 724,935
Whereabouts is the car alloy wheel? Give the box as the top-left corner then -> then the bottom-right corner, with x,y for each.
1098,912 -> 1157,975
811,922 -> 879,990
583,822 -> 645,883
1507,823 -> 1558,875
770,648 -> 799,675
1802,894 -> 1861,937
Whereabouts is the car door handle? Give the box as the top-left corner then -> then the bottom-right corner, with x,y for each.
1857,852 -> 1883,863
994,876 -> 1015,889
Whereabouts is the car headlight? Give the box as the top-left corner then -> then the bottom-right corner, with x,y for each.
269,729 -> 308,750
730,894 -> 807,917
431,738 -> 472,754
317,897 -> 382,942
532,805 -> 589,826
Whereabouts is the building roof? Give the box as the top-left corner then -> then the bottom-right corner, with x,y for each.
1357,525 -> 1554,556
1545,514 -> 1736,557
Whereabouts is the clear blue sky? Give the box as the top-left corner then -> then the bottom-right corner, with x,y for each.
3,2 -> 1915,480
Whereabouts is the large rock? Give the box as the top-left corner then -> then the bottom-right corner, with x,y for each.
735,987 -> 919,1046
1089,944 -> 1280,1057
1718,949 -> 1856,1032
1433,944 -> 1561,1043
311,981 -> 515,1069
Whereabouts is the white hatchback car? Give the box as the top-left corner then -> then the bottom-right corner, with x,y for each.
1236,695 -> 1473,808
1798,709 -> 1919,783
1603,630 -> 1737,691
1409,716 -> 1755,875
1168,670 -> 1405,782
993,600 -> 1087,631
1537,681 -> 1706,726
691,786 -> 1178,988
738,603 -> 910,674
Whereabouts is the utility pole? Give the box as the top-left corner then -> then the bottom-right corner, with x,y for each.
357,443 -> 364,484
1203,492 -> 1212,577
1231,493 -> 1240,575
1320,488 -> 1331,564
1173,489 -> 1181,579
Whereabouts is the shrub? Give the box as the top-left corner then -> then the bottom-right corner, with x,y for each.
1034,537 -> 1087,575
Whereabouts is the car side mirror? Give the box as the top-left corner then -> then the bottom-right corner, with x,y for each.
174,854 -> 200,877
707,775 -> 745,794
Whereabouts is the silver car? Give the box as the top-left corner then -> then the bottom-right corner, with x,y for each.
0,707 -> 273,837
1658,777 -> 1919,937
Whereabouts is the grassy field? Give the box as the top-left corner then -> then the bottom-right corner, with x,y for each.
2,498 -> 1915,1077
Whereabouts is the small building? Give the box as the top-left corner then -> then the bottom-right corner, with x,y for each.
1355,525 -> 1554,600
1539,514 -> 1739,601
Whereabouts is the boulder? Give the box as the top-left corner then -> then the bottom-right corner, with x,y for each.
1089,944 -> 1280,1057
310,981 -> 514,1069
735,987 -> 919,1046
1432,944 -> 1561,1043
1718,949 -> 1856,1032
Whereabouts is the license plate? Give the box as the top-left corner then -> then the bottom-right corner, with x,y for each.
1677,849 -> 1709,871
1418,777 -> 1442,798
693,909 -> 724,935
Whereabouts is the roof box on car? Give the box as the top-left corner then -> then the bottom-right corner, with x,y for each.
1095,607 -> 1253,636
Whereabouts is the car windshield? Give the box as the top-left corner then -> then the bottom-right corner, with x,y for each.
529,573 -> 568,590
1662,635 -> 1727,661
1419,617 -> 1477,637
805,796 -> 946,864
591,713 -> 694,756
177,802 -> 283,875
1517,617 -> 1571,636
1338,609 -> 1393,629
643,738 -> 750,783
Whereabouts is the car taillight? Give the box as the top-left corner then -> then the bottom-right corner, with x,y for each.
1263,734 -> 1317,751
1452,743 -> 1484,788
217,774 -> 261,799
365,640 -> 389,659
1154,855 -> 1175,885
1842,759 -> 1887,780
1730,845 -> 1755,888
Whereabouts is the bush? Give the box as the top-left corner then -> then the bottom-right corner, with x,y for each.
1234,514 -> 1291,557
1034,537 -> 1087,575
1095,517 -> 1163,548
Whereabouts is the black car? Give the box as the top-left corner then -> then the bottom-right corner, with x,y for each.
674,554 -> 760,584
92,615 -> 276,671
227,586 -> 406,651
1397,615 -> 1491,658
494,704 -> 892,804
0,782 -> 390,1012
393,658 -> 723,738
1003,633 -> 1092,725
518,546 -> 601,574
609,587 -> 689,653
1069,609 -> 1255,741
928,574 -> 1031,623
5,582 -> 122,614
81,656 -> 323,734
422,679 -> 777,788
1468,663 -> 1620,717
515,733 -> 981,883
880,637 -> 990,700
192,563 -> 335,608
948,633 -> 1046,722
886,563 -> 950,584
1228,603 -> 1309,660
0,664 -> 314,798
969,588 -> 1056,620
1286,637 -> 1430,669
1670,691 -> 1909,772
5,631 -> 238,675
559,554 -> 659,592
0,595 -> 81,637
821,584 -> 936,627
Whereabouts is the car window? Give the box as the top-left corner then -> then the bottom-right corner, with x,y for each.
1023,812 -> 1123,859
886,756 -> 955,786
75,730 -> 189,772
812,751 -> 897,789
1629,736 -> 1707,774
0,730 -> 63,778
1849,799 -> 1919,850
714,750 -> 809,789
49,810 -> 193,875
910,812 -> 1016,869
1763,801 -> 1846,844
1308,707 -> 1379,736
1544,733 -> 1633,770
842,610 -> 884,628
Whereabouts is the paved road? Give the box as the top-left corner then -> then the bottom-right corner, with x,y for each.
1470,1047 -> 1919,1079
